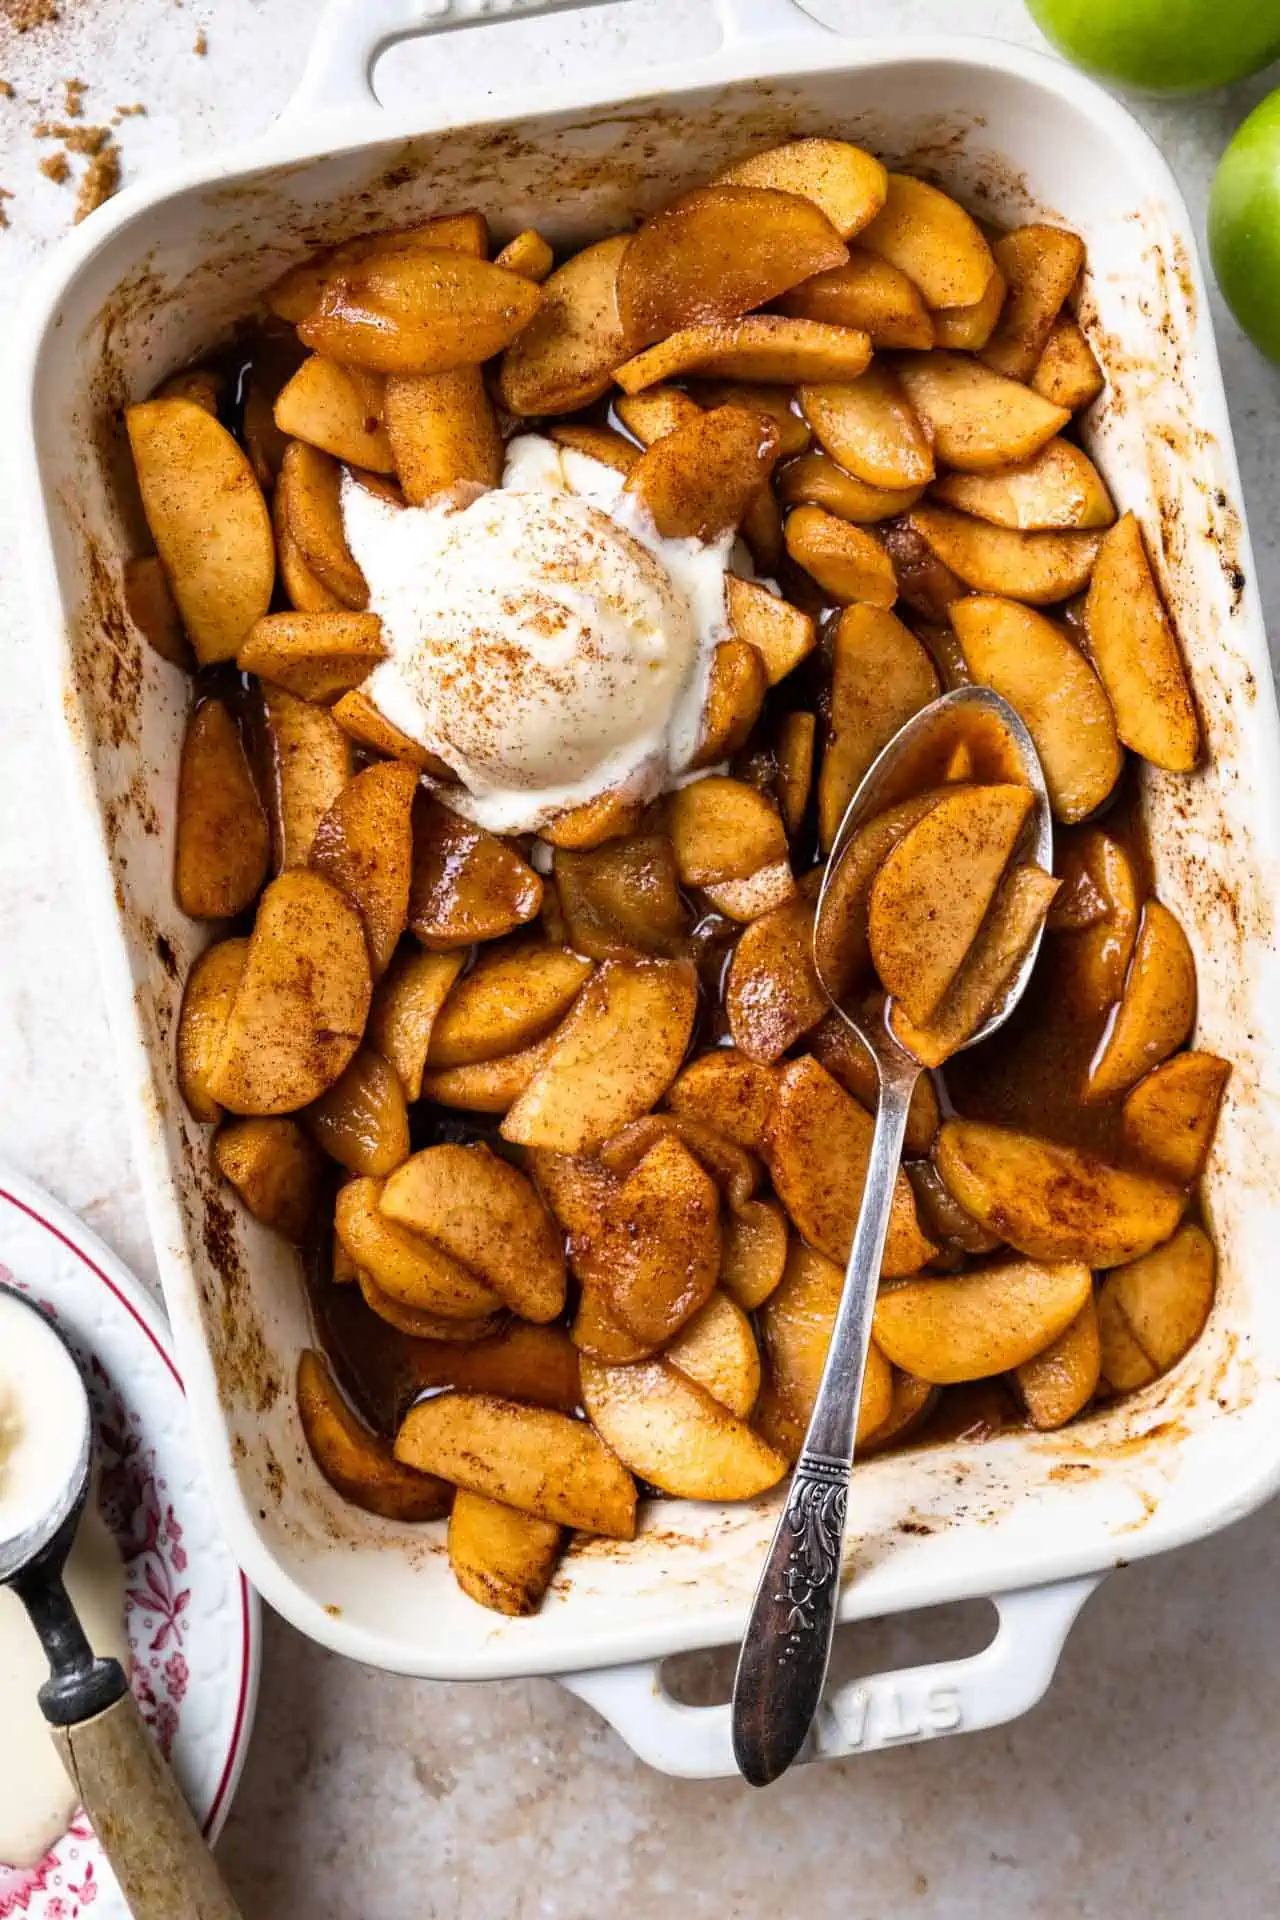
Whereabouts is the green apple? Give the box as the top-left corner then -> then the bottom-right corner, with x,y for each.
1210,88 -> 1280,361
1024,0 -> 1280,94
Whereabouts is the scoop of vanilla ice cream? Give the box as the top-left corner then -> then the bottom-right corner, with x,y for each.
343,436 -> 733,834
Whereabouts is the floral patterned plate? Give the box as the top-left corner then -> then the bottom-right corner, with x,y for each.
0,1165 -> 260,1919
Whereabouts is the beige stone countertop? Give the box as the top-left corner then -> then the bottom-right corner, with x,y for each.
2,1 -> 1279,1912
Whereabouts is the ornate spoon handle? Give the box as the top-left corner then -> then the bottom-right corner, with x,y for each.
731,1051 -> 919,1786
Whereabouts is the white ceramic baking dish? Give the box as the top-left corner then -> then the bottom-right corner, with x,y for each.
13,0 -> 1280,1779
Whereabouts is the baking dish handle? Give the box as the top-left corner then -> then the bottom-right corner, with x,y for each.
281,0 -> 835,123
559,1573 -> 1101,1780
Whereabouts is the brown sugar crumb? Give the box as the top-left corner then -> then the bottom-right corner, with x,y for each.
192,28 -> 207,54
39,149 -> 68,183
75,141 -> 120,222
113,102 -> 146,120
0,188 -> 10,229
63,76 -> 85,116
0,81 -> 14,99
2,0 -> 59,29
35,120 -> 110,153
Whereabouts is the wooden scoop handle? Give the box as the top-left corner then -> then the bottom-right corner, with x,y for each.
49,1689 -> 243,1919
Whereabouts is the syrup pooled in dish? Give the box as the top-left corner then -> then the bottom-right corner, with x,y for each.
128,136 -> 1227,1621
344,435 -> 735,832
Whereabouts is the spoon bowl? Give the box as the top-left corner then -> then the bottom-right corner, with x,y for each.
731,685 -> 1052,1789
816,684 -> 1053,1061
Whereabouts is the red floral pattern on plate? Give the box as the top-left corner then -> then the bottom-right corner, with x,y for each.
0,1276 -> 193,1915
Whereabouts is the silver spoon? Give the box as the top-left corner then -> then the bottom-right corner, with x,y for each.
731,684 -> 1052,1787
0,1283 -> 243,1918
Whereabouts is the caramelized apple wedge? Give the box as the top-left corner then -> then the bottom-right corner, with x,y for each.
214,1117 -> 325,1242
421,1030 -> 560,1114
624,404 -> 779,540
268,212 -> 489,323
818,604 -> 939,850
1084,512 -> 1201,773
501,958 -> 698,1152
600,1135 -> 722,1344
126,397 -> 274,664
298,249 -> 542,375
1084,901 -> 1196,1101
1096,1223 -> 1215,1391
298,1350 -> 450,1523
908,505 -> 1101,604
784,505 -> 898,606
494,228 -> 555,282
614,315 -> 872,392
868,783 -> 1034,1024
950,596 -> 1122,823
1013,1297 -> 1101,1431
777,452 -> 926,524
931,267 -> 1006,351
311,761 -> 418,975
273,355 -> 395,471
934,1119 -> 1185,1266
366,948 -> 464,1100
1032,315 -> 1104,411
761,1239 -> 894,1436
617,184 -> 848,344
336,1175 -> 502,1318
725,891 -> 827,1064
715,138 -> 888,239
980,224 -> 1086,382
175,698 -> 270,919
426,941 -> 591,1068
540,791 -> 647,852
553,834 -> 688,960
690,639 -> 769,766
811,791 -> 944,999
799,366 -> 934,489
580,1356 -> 786,1500
383,366 -> 502,504
1121,1051 -> 1230,1185
500,234 -> 634,416
261,687 -> 354,871
278,441 -> 368,609
725,575 -> 815,685
1050,828 -> 1141,1014
208,871 -> 371,1114
858,174 -> 996,308
667,1048 -> 778,1155
776,710 -> 817,837
669,776 -> 788,887
409,798 -> 542,948
304,1045 -> 409,1177
331,688 -> 452,777
873,1256 -> 1091,1384
176,938 -> 249,1124
448,1492 -> 562,1617
381,1144 -> 566,1323
600,1112 -> 759,1212
893,352 -> 1069,472
238,610 -> 387,704
932,440 -> 1114,532
396,1320 -> 581,1410
777,249 -> 933,348
395,1391 -> 637,1537
664,1290 -> 762,1418
766,1056 -> 936,1274
703,862 -> 796,923
892,863 -> 1060,1068
718,1198 -> 790,1310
